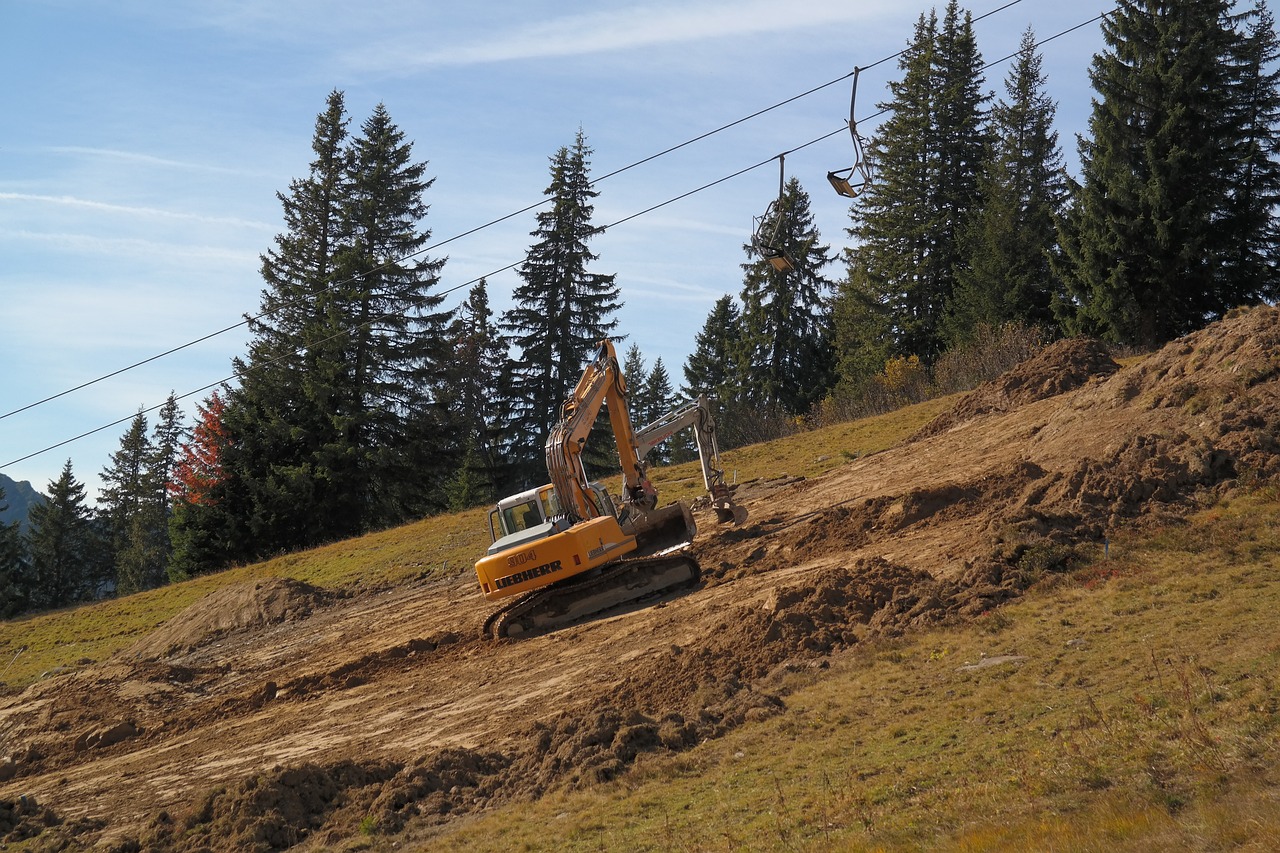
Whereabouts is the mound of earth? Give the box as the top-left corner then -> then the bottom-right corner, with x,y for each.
914,337 -> 1120,439
3,306 -> 1279,851
123,577 -> 331,661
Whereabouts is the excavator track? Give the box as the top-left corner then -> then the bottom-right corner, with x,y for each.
482,551 -> 700,640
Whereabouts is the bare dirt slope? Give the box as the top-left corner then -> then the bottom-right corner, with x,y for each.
2,306 -> 1278,851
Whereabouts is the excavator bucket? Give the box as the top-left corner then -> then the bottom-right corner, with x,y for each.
624,501 -> 697,556
714,500 -> 750,526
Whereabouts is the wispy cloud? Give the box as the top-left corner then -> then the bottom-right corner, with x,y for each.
0,193 -> 275,230
51,146 -> 275,177
350,0 -> 896,70
0,229 -> 262,265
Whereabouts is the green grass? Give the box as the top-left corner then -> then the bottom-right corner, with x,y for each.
423,492 -> 1280,852
0,396 -> 955,692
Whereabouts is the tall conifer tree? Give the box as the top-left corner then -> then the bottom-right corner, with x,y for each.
0,485 -> 31,617
950,28 -> 1068,341
682,295 -> 742,406
739,177 -> 836,415
501,129 -> 621,486
441,279 -> 507,507
1220,2 -> 1280,302
1056,0 -> 1248,345
836,2 -> 989,385
26,460 -> 98,609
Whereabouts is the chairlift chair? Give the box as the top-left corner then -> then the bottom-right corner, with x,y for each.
828,67 -> 872,199
752,154 -> 794,272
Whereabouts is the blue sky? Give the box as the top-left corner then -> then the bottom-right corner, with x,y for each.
0,0 -> 1115,500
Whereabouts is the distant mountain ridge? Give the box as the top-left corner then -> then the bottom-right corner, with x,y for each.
0,472 -> 46,532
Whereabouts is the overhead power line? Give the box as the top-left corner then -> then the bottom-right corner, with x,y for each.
4,2 -> 1111,473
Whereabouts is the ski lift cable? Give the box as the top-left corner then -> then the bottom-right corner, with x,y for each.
6,7 -> 1117,472
0,0 -> 1038,427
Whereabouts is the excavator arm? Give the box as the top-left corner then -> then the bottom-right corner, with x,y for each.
544,339 -> 655,525
634,396 -> 748,525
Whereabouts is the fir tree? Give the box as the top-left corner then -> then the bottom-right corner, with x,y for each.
738,176 -> 836,415
209,96 -> 453,567
217,91 -> 355,561
0,484 -> 31,617
682,295 -> 743,405
1056,0 -> 1248,345
168,392 -> 240,580
99,412 -> 155,594
1220,2 -> 1280,302
441,279 -> 508,507
336,102 -> 454,521
501,129 -> 621,486
836,2 -> 989,379
949,27 -> 1068,342
622,344 -> 649,420
26,460 -> 99,609
640,358 -> 677,464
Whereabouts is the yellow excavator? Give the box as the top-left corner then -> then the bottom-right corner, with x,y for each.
475,339 -> 746,638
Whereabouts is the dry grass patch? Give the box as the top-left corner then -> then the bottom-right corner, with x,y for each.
422,492 -> 1280,852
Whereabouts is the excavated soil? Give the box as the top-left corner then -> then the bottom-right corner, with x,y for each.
2,306 -> 1279,851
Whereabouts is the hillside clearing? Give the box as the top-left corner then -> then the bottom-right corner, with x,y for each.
1,306 -> 1278,851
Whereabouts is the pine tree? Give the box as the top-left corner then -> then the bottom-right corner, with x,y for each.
622,344 -> 649,420
1056,0 -> 1246,346
336,102 -> 454,521
441,279 -> 508,507
949,27 -> 1068,342
168,392 -> 240,580
738,176 -> 836,415
218,91 -> 355,560
836,2 -> 988,379
26,460 -> 99,609
640,358 -> 677,464
1220,2 -> 1280,302
501,129 -> 621,486
0,484 -> 31,617
682,295 -> 743,405
211,96 -> 453,565
99,412 -> 154,594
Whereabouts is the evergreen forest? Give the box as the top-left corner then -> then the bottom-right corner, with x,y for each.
2,0 -> 1277,617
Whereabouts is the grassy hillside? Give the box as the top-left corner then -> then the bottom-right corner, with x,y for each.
425,491 -> 1280,851
0,395 -> 954,691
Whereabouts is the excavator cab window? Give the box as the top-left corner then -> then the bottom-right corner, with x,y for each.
537,487 -> 562,521
500,499 -> 543,535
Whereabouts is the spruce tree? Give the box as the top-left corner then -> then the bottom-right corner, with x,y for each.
836,2 -> 989,383
622,344 -> 649,420
168,392 -> 241,580
212,96 -> 452,565
501,129 -> 621,486
339,103 -> 454,519
26,460 -> 98,609
219,91 -> 355,560
640,358 -> 677,464
0,485 -> 31,617
1220,2 -> 1280,302
682,295 -> 742,405
99,412 -> 155,594
1056,0 -> 1246,346
441,279 -> 508,507
738,176 -> 836,415
950,27 -> 1068,342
